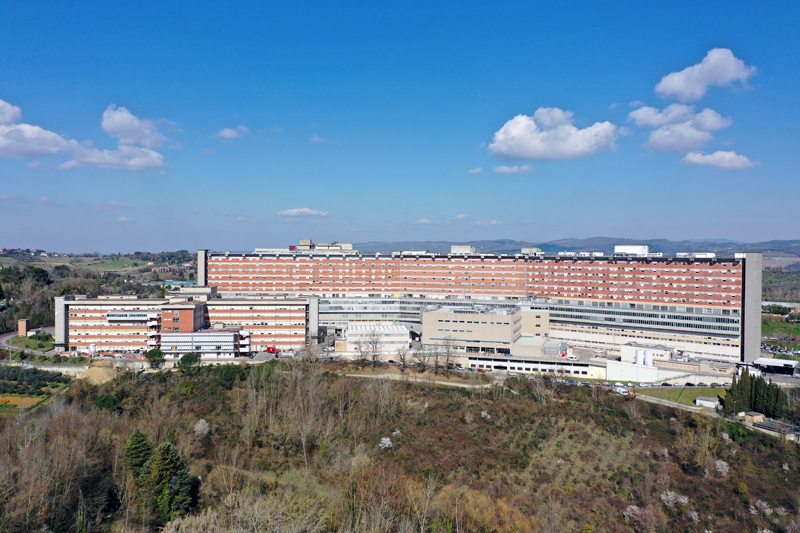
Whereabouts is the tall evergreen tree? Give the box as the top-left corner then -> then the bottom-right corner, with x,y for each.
124,429 -> 153,478
140,442 -> 192,523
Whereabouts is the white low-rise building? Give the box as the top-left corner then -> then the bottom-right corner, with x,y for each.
345,324 -> 409,355
160,327 -> 248,360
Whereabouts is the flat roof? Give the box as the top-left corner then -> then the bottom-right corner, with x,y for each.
207,250 -> 747,262
695,396 -> 718,402
753,357 -> 800,368
425,306 -> 516,315
346,324 -> 409,332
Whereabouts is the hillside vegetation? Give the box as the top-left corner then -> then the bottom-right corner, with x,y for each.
0,357 -> 798,532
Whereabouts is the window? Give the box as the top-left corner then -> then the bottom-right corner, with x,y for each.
173,318 -> 180,324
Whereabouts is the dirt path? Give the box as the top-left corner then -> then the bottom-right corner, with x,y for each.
342,372 -> 499,389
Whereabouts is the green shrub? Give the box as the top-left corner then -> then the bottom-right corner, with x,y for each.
216,365 -> 243,390
93,394 -> 118,411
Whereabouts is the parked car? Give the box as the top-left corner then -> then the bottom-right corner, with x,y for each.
710,382 -> 723,388
614,382 -> 624,387
684,382 -> 696,387
661,382 -> 673,387
593,348 -> 604,354
477,368 -> 486,373
566,355 -> 578,360
638,383 -> 649,388
568,379 -> 579,385
697,382 -> 708,387
467,368 -> 476,372
581,381 -> 591,387
508,371 -> 518,377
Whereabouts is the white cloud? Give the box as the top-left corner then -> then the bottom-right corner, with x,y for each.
475,220 -> 504,226
276,207 -> 330,217
493,164 -> 535,174
101,105 -> 167,148
0,99 -> 22,124
117,216 -> 132,223
453,214 -> 469,221
609,103 -> 619,110
656,48 -> 756,102
60,144 -> 165,170
681,150 -> 760,169
691,108 -> 732,131
216,125 -> 249,139
235,215 -> 253,222
0,123 -> 76,157
95,201 -> 133,211
468,167 -> 483,174
628,104 -> 695,128
0,98 -> 167,170
647,123 -> 713,152
27,160 -> 42,169
39,197 -> 52,204
310,133 -> 325,143
629,104 -> 732,152
489,107 -> 617,161
413,218 -> 433,225
629,101 -> 646,108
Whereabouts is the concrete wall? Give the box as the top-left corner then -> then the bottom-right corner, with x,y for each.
519,308 -> 549,338
423,309 -> 520,352
197,249 -> 208,287
605,360 -> 689,383
740,253 -> 763,363
54,297 -> 68,347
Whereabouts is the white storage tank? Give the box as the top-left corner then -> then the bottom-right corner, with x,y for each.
645,350 -> 654,367
635,349 -> 645,366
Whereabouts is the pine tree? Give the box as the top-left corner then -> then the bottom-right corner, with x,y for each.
124,429 -> 153,479
140,442 -> 192,523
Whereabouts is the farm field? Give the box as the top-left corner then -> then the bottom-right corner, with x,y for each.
0,394 -> 47,414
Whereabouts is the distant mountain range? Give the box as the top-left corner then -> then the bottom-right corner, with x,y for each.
354,238 -> 800,257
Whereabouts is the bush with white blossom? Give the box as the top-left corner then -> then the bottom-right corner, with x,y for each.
481,410 -> 491,420
194,418 -> 210,439
715,459 -> 730,478
379,437 -> 393,450
661,490 -> 689,508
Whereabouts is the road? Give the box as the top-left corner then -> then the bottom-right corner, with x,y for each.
342,371 -> 500,389
0,327 -> 56,356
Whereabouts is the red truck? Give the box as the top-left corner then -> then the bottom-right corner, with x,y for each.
265,346 -> 280,355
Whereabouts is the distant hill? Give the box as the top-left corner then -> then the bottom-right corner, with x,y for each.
355,237 -> 800,257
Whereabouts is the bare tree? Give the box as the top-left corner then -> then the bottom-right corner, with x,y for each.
365,329 -> 382,368
407,477 -> 438,533
430,346 -> 443,375
413,346 -> 430,372
441,336 -> 457,377
395,345 -> 410,368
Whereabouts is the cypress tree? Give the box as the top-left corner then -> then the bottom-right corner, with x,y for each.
124,429 -> 153,479
140,442 -> 192,523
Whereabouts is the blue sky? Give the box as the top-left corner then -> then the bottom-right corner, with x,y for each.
1,1 -> 799,253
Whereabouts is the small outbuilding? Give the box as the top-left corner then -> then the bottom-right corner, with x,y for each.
744,412 -> 765,424
694,396 -> 719,410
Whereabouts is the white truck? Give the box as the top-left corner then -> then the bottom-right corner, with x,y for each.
613,386 -> 629,396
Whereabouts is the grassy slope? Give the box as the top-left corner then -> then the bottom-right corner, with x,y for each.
636,387 -> 728,405
74,365 -> 800,532
8,335 -> 54,352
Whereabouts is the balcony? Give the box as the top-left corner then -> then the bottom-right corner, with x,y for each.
147,339 -> 159,346
147,331 -> 159,337
240,338 -> 250,345
147,321 -> 159,327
